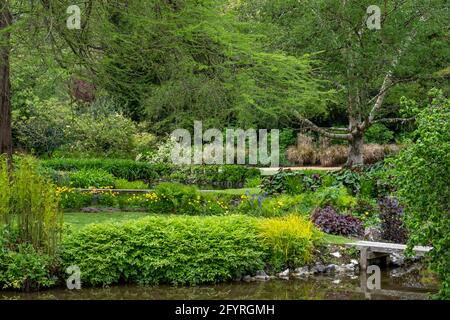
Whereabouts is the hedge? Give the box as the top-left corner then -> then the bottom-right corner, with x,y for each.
42,158 -> 261,186
61,215 -> 266,286
41,158 -> 161,181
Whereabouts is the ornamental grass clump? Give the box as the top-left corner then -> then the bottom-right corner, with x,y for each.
0,156 -> 63,255
258,215 -> 322,270
0,156 -> 62,291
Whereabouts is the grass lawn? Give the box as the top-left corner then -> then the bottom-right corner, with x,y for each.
64,211 -> 152,229
322,233 -> 356,245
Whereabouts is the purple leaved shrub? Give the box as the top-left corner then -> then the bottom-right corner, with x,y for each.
312,206 -> 363,236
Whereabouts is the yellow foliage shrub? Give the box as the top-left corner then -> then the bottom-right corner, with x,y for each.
258,215 -> 322,270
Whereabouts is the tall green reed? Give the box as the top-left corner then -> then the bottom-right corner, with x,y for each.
0,156 -> 62,255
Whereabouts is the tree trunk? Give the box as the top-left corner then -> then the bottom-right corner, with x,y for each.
0,1 -> 12,166
345,132 -> 364,167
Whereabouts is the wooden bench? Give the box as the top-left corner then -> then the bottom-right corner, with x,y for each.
346,241 -> 432,269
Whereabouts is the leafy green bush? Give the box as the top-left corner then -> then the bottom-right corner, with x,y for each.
114,178 -> 149,190
61,215 -> 266,286
42,159 -> 261,187
131,132 -> 158,156
393,89 -> 449,299
68,169 -> 116,188
57,187 -> 93,210
149,183 -> 203,215
65,113 -> 137,158
262,170 -> 324,195
258,215 -> 322,271
244,176 -> 262,188
13,98 -> 73,157
365,123 -> 394,144
314,186 -> 357,212
331,169 -> 362,195
42,158 -> 160,181
203,165 -> 260,186
238,193 -> 308,217
351,197 -> 379,228
147,183 -> 228,215
0,243 -> 57,291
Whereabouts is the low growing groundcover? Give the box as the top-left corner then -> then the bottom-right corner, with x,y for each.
61,214 -> 322,287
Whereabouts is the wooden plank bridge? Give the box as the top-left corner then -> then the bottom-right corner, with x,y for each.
346,240 -> 432,269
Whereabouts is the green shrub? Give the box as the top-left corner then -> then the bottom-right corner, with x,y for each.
147,183 -> 228,215
262,170 -> 324,195
42,159 -> 261,187
132,132 -> 158,156
238,193 -> 307,217
244,176 -> 262,188
283,175 -> 305,195
13,98 -> 73,157
68,169 -> 116,188
61,215 -> 266,286
331,169 -> 362,195
314,186 -> 357,212
149,183 -> 201,215
365,123 -> 394,144
351,197 -> 380,228
66,113 -> 137,158
0,243 -> 57,291
57,187 -> 93,209
258,215 -> 322,271
359,176 -> 376,198
114,178 -> 149,190
392,90 -> 449,299
42,158 -> 161,181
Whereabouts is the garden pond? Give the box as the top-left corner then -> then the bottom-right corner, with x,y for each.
1,268 -> 438,300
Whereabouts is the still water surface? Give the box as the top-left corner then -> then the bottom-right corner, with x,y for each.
0,269 -> 437,300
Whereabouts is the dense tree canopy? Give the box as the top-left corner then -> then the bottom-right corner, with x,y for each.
238,0 -> 449,165
30,0 -> 330,132
1,0 -> 449,160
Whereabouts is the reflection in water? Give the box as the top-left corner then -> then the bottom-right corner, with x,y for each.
0,269 -> 437,300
